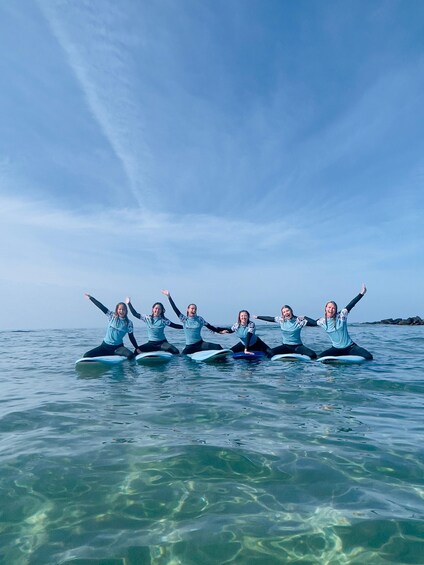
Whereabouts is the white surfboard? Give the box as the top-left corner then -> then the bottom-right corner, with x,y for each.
317,355 -> 366,364
188,349 -> 231,362
271,353 -> 312,362
75,355 -> 127,366
135,351 -> 173,364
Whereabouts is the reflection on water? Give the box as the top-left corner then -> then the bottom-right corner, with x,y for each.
0,326 -> 423,564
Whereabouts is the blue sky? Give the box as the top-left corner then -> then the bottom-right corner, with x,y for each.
1,0 -> 423,330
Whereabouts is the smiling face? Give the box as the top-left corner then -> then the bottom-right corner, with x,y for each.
187,304 -> 197,317
238,310 -> 250,325
152,302 -> 164,317
116,303 -> 128,318
325,301 -> 337,318
281,306 -> 293,320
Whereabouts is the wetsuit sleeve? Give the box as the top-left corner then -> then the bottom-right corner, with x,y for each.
215,326 -> 234,333
168,296 -> 182,318
128,332 -> 138,349
256,316 -> 275,323
169,322 -> 183,329
89,296 -> 109,315
345,293 -> 364,313
127,302 -> 141,319
304,316 -> 318,326
205,322 -> 220,333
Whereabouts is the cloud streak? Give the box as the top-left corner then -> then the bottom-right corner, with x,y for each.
37,0 -> 152,208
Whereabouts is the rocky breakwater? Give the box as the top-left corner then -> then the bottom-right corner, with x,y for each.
369,316 -> 424,325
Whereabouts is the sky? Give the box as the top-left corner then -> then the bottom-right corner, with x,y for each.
1,0 -> 423,330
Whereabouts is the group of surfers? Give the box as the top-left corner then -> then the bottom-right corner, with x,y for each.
82,285 -> 373,361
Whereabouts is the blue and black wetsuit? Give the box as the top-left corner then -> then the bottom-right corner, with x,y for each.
224,321 -> 272,355
127,301 -> 182,354
317,293 -> 373,359
84,296 -> 138,358
256,315 -> 317,359
167,295 -> 223,354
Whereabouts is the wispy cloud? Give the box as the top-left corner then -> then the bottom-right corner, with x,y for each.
1,2 -> 424,328
37,0 -> 152,208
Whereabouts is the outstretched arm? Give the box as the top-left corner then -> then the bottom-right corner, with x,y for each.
216,326 -> 233,334
345,284 -> 367,312
254,315 -> 275,323
169,321 -> 183,330
161,290 -> 182,318
125,297 -> 141,319
204,322 -> 222,333
84,293 -> 108,314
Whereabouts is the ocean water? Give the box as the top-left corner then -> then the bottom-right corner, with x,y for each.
0,324 -> 423,565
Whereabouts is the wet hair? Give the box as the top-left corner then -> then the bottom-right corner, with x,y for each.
186,303 -> 197,316
151,302 -> 165,318
238,310 -> 250,325
114,302 -> 129,326
281,305 -> 294,318
324,301 -> 338,328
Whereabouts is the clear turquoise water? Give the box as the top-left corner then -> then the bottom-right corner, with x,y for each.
0,325 -> 423,564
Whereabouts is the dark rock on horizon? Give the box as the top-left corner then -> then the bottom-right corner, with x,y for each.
367,316 -> 424,326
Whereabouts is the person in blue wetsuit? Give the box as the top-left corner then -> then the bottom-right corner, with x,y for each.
125,297 -> 182,354
161,290 -> 223,354
254,305 -> 317,359
83,293 -> 138,358
221,310 -> 272,356
316,284 -> 373,360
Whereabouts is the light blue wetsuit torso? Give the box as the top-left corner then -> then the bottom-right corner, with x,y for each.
275,316 -> 307,345
139,314 -> 172,342
231,322 -> 257,346
104,312 -> 134,346
317,309 -> 353,349
179,314 -> 207,345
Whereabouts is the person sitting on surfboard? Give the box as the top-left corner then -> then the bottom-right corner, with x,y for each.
221,310 -> 272,356
254,306 -> 317,359
125,297 -> 182,354
83,293 -> 139,358
161,290 -> 223,354
316,284 -> 373,360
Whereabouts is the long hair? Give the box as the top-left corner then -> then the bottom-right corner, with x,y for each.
151,302 -> 165,319
186,303 -> 197,316
324,301 -> 338,329
281,304 -> 294,319
114,302 -> 129,326
238,310 -> 250,325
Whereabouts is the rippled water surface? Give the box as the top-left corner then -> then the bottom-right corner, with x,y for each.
1,325 -> 423,564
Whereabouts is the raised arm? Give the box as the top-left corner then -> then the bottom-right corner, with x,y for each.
125,297 -> 141,319
84,293 -> 108,314
345,284 -> 367,313
161,290 -> 182,318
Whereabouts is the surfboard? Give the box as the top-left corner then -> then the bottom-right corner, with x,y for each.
75,355 -> 127,366
233,351 -> 266,360
188,349 -> 231,362
317,355 -> 366,364
271,353 -> 311,362
135,351 -> 173,364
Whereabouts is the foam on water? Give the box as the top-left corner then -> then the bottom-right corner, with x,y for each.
0,325 -> 423,564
